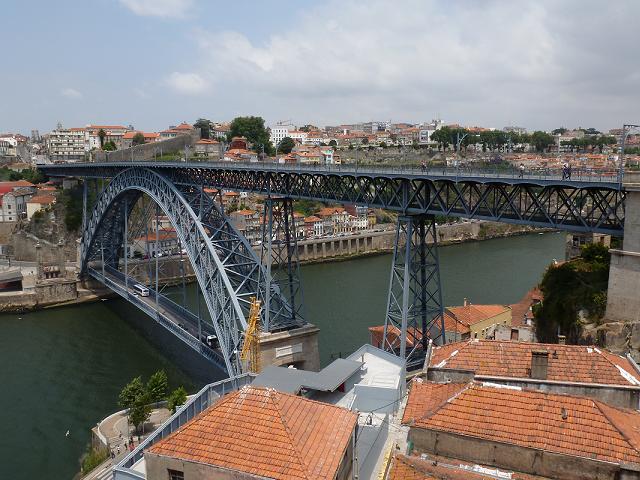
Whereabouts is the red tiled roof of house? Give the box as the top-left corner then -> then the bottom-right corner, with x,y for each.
133,231 -> 176,242
510,287 -> 543,326
304,215 -> 322,223
27,194 -> 55,205
196,138 -> 220,144
429,339 -> 640,386
173,122 -> 194,130
316,207 -> 346,217
403,380 -> 640,466
147,386 -> 357,480
234,209 -> 257,216
388,454 -> 542,480
446,304 -> 510,326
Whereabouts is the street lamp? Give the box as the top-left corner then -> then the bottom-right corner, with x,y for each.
620,124 -> 640,185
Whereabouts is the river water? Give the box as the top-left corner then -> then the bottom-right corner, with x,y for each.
0,232 -> 565,479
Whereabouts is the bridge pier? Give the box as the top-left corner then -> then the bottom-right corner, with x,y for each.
382,214 -> 445,369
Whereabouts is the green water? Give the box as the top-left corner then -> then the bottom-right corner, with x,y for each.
0,232 -> 565,479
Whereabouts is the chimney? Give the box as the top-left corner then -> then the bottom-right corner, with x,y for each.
463,298 -> 468,307
530,350 -> 549,380
557,335 -> 566,345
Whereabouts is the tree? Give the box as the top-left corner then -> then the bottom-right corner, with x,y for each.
530,131 -> 554,152
551,127 -> 567,135
362,137 -> 369,145
119,376 -> 145,410
380,141 -> 387,148
299,124 -> 318,132
194,118 -> 211,139
129,391 -> 152,433
146,370 -> 168,404
97,129 -> 106,149
328,139 -> 337,147
228,116 -> 274,155
132,132 -> 145,146
278,136 -> 296,154
103,141 -> 117,151
167,386 -> 188,414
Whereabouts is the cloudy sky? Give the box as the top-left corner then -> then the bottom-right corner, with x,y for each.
3,0 -> 639,134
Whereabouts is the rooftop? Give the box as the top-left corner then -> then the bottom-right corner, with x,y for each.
147,385 -> 357,480
446,303 -> 511,326
403,380 -> 640,466
429,339 -> 640,386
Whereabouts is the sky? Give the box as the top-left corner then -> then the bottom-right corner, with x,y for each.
2,0 -> 640,135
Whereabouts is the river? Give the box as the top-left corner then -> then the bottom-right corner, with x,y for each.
0,232 -> 565,479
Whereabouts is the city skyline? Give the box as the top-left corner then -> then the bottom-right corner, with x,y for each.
2,0 -> 640,133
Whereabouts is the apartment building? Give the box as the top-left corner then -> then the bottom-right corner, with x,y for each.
47,127 -> 86,162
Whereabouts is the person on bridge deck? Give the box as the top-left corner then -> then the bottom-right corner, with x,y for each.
519,163 -> 525,178
562,163 -> 568,180
567,163 -> 572,180
421,160 -> 427,172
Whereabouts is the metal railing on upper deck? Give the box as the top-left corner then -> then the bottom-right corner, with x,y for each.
81,157 -> 623,185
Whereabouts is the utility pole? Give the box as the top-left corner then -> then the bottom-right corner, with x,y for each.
620,124 -> 640,186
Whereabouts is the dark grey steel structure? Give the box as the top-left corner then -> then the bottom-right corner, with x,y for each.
42,161 -> 626,373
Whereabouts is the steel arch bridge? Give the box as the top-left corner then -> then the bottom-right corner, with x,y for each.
43,161 -> 627,371
81,167 -> 302,376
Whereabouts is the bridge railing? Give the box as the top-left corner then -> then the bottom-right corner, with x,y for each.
113,373 -> 256,479
94,158 -> 621,184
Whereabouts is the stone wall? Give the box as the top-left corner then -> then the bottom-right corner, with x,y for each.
258,324 -> 321,372
10,231 -> 76,262
408,427 -> 636,480
92,133 -> 196,163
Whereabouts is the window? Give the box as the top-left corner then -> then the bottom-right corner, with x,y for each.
168,470 -> 184,480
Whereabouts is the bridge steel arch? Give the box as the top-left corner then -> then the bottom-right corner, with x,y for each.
81,167 -> 301,377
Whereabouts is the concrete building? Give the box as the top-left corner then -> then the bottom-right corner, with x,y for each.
85,125 -> 131,150
144,385 -> 357,480
47,127 -> 86,162
565,231 -> 611,260
26,194 -> 56,220
426,339 -> 640,408
193,138 -> 222,159
229,209 -> 261,244
0,183 -> 34,222
403,380 -> 640,480
269,123 -> 294,146
446,301 -> 512,340
130,231 -> 179,257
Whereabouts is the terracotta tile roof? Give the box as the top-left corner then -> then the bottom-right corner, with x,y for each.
27,194 -> 55,205
428,339 -> 640,386
403,380 -> 640,465
446,304 -> 510,326
196,138 -> 220,144
510,287 -> 543,326
233,209 -> 257,216
304,216 -> 322,222
147,386 -> 357,479
388,454 -> 542,479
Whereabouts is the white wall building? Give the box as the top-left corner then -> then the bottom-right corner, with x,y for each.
270,124 -> 294,147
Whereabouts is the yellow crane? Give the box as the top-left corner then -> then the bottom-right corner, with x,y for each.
240,297 -> 262,373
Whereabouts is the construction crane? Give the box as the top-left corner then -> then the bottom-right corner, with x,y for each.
240,297 -> 262,373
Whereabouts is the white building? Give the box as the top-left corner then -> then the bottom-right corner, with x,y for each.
47,127 -> 86,162
85,125 -> 131,150
270,124 -> 294,147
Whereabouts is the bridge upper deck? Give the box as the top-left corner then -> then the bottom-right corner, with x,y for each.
41,160 -> 622,190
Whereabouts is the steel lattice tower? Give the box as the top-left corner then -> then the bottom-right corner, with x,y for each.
383,214 -> 445,368
260,198 -> 304,331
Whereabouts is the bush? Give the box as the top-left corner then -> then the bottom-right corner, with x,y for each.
81,446 -> 108,475
167,386 -> 187,414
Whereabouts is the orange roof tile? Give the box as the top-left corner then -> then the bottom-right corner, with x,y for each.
446,304 -> 510,326
27,194 -> 55,205
388,454 -> 542,479
147,386 -> 357,480
196,138 -> 220,144
403,380 -> 640,466
429,339 -> 640,386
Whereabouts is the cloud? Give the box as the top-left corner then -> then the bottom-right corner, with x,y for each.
184,0 -> 640,129
165,72 -> 209,95
119,0 -> 193,18
60,88 -> 83,99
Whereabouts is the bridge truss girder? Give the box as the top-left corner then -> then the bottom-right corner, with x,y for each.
48,164 -> 625,234
81,167 -> 303,377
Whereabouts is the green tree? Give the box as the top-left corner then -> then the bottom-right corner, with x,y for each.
534,243 -> 611,343
551,127 -> 567,135
278,136 -> 296,154
132,132 -> 145,146
129,392 -> 152,433
146,370 -> 168,404
194,118 -> 211,139
103,141 -> 117,151
97,129 -> 106,149
379,141 -> 387,148
60,185 -> 83,231
530,131 -> 554,152
328,139 -> 337,147
167,386 -> 188,414
228,116 -> 274,155
119,376 -> 145,410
